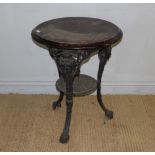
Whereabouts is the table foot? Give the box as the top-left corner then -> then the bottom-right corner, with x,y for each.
59,134 -> 69,143
52,92 -> 64,110
52,101 -> 61,109
97,93 -> 114,119
105,110 -> 113,119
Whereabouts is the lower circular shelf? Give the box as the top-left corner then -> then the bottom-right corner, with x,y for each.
56,74 -> 97,96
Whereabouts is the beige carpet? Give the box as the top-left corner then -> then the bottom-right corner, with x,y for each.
0,94 -> 155,151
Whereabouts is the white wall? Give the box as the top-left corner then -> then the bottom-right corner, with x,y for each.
0,3 -> 155,94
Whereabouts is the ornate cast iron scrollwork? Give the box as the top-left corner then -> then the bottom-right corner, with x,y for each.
48,47 -> 95,143
48,48 -> 94,77
48,46 -> 113,143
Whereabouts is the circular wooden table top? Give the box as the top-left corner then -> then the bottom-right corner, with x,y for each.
31,17 -> 123,49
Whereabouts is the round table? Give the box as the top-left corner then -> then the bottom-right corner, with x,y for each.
31,17 -> 123,143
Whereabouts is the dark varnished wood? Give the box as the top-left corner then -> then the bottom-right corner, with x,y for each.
31,17 -> 122,49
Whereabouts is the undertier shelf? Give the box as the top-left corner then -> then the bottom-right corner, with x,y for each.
56,74 -> 97,96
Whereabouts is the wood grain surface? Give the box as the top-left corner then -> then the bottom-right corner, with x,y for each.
31,17 -> 123,49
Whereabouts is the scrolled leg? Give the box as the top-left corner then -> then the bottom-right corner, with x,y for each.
97,47 -> 113,119
55,54 -> 76,143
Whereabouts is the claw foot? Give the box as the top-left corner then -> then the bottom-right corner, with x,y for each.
59,134 -> 69,144
105,110 -> 113,119
52,101 -> 61,110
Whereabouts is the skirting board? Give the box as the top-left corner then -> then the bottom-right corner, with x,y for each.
0,81 -> 155,95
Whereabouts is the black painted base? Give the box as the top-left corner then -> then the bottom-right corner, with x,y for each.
49,46 -> 114,144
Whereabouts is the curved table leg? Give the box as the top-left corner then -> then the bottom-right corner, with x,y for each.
52,91 -> 64,110
97,47 -> 113,119
59,75 -> 74,143
54,53 -> 76,143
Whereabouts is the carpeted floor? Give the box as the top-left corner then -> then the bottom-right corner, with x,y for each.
0,94 -> 155,151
